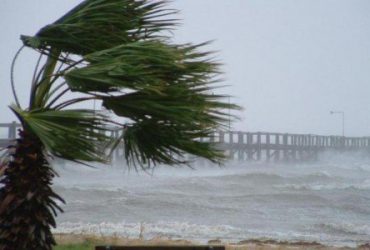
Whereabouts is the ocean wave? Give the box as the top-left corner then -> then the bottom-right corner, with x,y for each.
276,180 -> 370,191
296,171 -> 334,180
316,223 -> 370,236
53,221 -> 242,241
209,170 -> 344,184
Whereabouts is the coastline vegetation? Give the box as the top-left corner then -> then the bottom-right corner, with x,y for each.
54,242 -> 93,250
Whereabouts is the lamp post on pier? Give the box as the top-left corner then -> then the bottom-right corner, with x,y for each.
228,96 -> 231,131
330,110 -> 345,137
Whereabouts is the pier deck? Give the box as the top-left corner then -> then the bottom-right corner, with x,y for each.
1,122 -> 369,162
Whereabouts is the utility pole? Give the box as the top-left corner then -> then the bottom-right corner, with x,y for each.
228,96 -> 231,131
330,110 -> 345,136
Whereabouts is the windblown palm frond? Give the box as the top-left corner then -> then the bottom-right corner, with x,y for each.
21,0 -> 176,56
10,106 -> 112,163
63,41 -> 216,93
103,90 -> 233,165
101,88 -> 233,127
123,119 -> 223,167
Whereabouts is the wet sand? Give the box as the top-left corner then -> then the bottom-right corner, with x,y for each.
53,233 -> 370,250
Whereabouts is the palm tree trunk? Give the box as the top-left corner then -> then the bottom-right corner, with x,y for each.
0,129 -> 64,250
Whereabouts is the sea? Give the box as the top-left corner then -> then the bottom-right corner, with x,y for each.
52,152 -> 370,247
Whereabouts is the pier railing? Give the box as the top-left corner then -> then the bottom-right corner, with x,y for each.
1,122 -> 370,162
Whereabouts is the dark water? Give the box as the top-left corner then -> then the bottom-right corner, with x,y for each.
53,153 -> 370,247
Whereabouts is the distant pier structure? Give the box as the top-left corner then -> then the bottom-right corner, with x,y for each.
1,122 -> 370,162
211,131 -> 370,162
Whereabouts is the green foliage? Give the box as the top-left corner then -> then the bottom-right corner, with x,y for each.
64,41 -> 216,93
21,0 -> 176,55
53,242 -> 94,250
10,106 -> 112,163
123,119 -> 223,167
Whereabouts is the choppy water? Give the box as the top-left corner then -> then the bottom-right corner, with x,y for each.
52,152 -> 370,247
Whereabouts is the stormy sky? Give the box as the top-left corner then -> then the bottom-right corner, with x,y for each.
1,0 -> 370,136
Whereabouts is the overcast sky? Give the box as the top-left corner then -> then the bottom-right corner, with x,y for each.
1,0 -> 370,136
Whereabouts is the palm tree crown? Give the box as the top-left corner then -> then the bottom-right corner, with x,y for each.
16,0 -> 237,167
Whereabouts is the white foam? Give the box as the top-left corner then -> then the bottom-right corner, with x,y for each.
318,222 -> 370,236
53,221 -> 242,241
276,179 -> 370,191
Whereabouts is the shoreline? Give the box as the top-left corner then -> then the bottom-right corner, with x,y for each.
53,233 -> 370,250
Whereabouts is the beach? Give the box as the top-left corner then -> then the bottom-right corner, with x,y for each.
54,233 -> 370,250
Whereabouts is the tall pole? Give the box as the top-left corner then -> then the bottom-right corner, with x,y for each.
228,96 -> 231,131
342,112 -> 345,137
330,111 -> 344,137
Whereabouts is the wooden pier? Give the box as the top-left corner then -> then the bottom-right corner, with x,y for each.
1,122 -> 370,162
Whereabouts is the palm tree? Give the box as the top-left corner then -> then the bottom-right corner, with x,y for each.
0,0 -> 238,249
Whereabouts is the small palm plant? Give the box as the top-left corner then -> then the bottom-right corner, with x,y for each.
0,0 -> 238,249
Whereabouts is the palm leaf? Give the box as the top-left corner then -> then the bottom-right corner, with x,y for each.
10,105 -> 113,163
21,0 -> 176,55
122,119 -> 224,167
102,86 -> 237,127
63,41 -> 218,94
